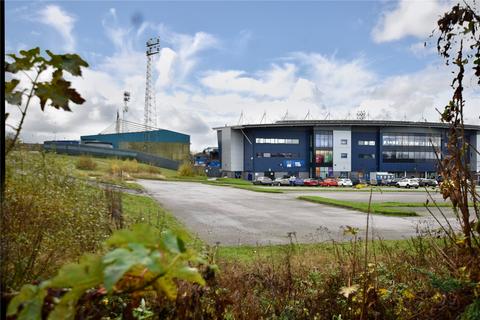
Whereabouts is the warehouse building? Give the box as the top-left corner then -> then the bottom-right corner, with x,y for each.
81,129 -> 190,162
215,120 -> 480,180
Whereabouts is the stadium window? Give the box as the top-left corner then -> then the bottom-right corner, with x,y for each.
341,139 -> 348,145
255,138 -> 299,144
341,153 -> 348,158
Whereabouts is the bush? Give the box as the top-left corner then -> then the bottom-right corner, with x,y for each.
177,162 -> 195,177
121,159 -> 139,173
1,151 -> 112,292
75,155 -> 97,170
109,160 -> 122,176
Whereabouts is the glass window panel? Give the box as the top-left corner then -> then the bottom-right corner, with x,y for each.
369,141 -> 375,146
341,153 -> 348,158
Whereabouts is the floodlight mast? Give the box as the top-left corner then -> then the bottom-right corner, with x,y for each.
145,37 -> 160,129
122,91 -> 130,132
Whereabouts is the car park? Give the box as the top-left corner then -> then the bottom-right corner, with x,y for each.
337,178 -> 353,187
303,178 -> 319,186
273,177 -> 290,186
253,176 -> 273,185
396,178 -> 419,189
319,178 -> 338,187
418,179 -> 438,187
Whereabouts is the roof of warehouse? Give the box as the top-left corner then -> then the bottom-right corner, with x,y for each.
213,119 -> 480,131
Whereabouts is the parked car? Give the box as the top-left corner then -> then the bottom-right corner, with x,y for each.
384,178 -> 401,186
350,177 -> 365,186
273,177 -> 290,186
293,178 -> 304,186
253,176 -> 273,185
319,178 -> 338,187
303,178 -> 319,186
337,178 -> 353,187
418,179 -> 438,187
396,178 -> 419,189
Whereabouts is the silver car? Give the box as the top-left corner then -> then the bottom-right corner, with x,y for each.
253,176 -> 273,185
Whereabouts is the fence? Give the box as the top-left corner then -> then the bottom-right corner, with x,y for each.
43,142 -> 180,170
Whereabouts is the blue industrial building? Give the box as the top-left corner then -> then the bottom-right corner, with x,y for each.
215,120 -> 480,180
81,129 -> 190,161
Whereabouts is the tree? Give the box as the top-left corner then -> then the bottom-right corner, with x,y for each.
4,47 -> 89,155
435,2 -> 480,252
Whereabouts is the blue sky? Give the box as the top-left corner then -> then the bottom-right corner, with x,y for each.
5,0 -> 480,150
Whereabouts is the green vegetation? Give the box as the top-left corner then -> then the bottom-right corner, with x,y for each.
7,225 -> 208,320
75,155 -> 97,170
2,151 -> 111,291
298,196 -> 419,216
122,193 -> 195,244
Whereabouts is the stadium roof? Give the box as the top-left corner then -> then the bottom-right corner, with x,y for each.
214,119 -> 480,131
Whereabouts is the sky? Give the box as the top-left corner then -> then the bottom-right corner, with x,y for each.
5,0 -> 480,151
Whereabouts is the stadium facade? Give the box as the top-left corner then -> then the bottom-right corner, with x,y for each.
215,120 -> 480,180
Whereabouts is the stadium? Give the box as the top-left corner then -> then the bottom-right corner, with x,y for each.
215,120 -> 480,181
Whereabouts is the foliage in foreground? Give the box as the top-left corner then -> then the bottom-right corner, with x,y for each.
4,47 -> 89,155
1,151 -> 112,292
7,224 -> 208,320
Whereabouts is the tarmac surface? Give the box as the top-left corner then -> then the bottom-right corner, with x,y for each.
139,180 -> 458,246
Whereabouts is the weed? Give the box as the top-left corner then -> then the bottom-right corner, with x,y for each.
75,155 -> 97,170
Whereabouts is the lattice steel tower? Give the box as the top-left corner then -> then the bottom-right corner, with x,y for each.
145,37 -> 160,128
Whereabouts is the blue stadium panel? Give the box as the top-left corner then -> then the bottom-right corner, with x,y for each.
242,127 -> 311,173
351,128 -> 379,174
80,130 -> 190,148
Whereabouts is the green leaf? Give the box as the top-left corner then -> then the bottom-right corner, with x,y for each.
7,284 -> 47,320
35,77 -> 85,111
5,79 -> 23,106
106,224 -> 162,249
174,266 -> 205,286
44,254 -> 104,290
48,289 -> 83,320
161,230 -> 185,254
5,47 -> 43,73
42,255 -> 103,320
46,50 -> 89,76
154,275 -> 178,300
102,243 -> 163,292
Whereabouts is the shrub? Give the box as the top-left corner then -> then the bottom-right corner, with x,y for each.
75,155 -> 97,170
121,159 -> 139,173
109,160 -> 123,176
177,162 -> 195,177
1,151 -> 112,292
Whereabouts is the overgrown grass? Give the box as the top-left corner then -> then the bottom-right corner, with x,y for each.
2,151 -> 112,291
298,196 -> 419,216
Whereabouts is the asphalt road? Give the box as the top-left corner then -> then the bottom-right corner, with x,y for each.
139,180 -> 458,246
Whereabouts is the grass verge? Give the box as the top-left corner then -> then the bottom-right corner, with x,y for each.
298,195 -> 418,216
216,238 -> 417,262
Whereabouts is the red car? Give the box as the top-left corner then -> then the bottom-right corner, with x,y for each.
319,178 -> 338,187
303,178 -> 319,186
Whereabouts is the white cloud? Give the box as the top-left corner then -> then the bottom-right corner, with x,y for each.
38,5 -> 76,51
200,63 -> 297,98
372,0 -> 451,43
